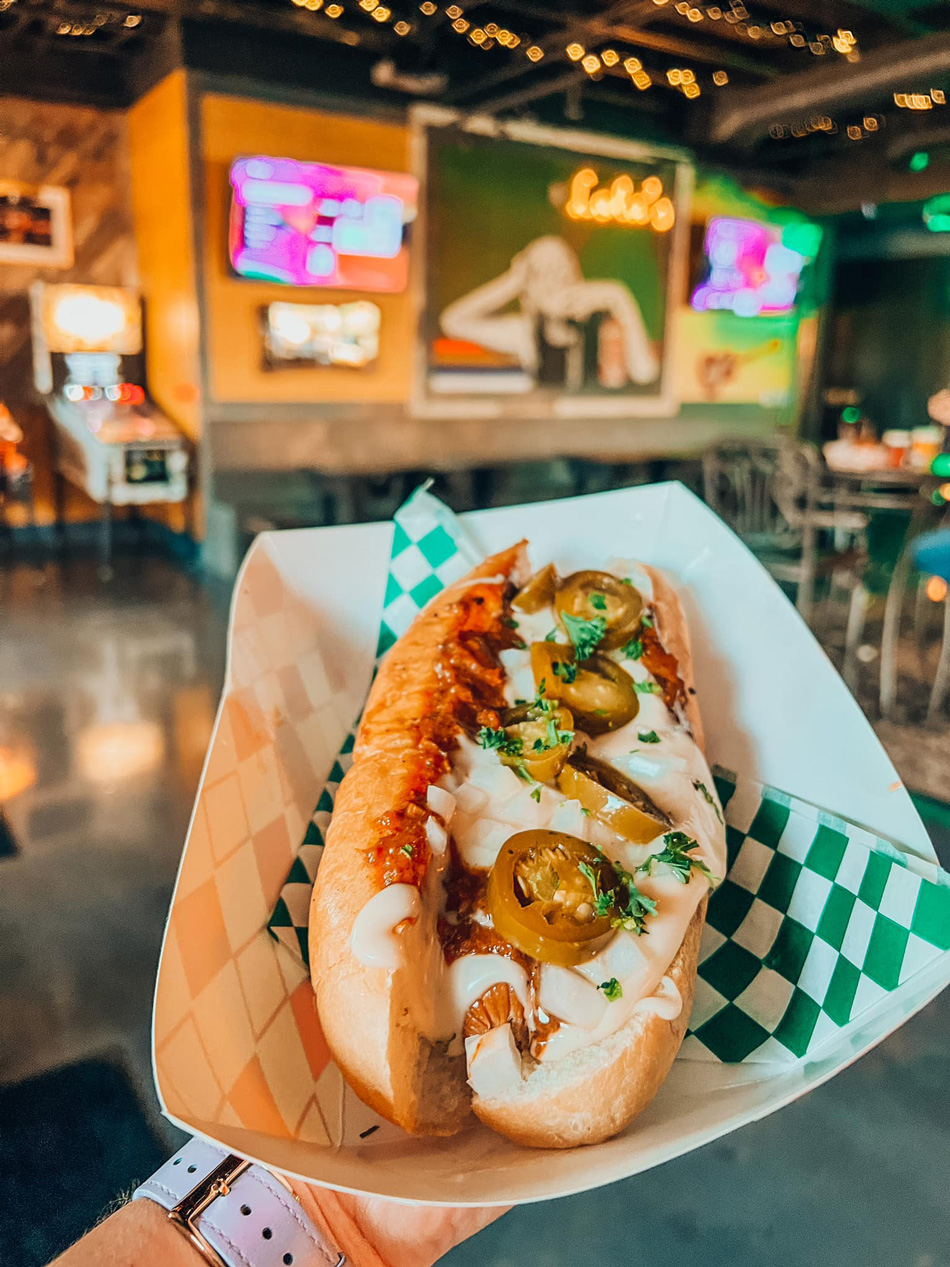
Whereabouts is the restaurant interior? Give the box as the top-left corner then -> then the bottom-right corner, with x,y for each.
3,0 -> 950,1262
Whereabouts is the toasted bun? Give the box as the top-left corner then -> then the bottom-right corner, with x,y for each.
310,547 -> 709,1146
309,544 -> 527,1135
471,900 -> 704,1147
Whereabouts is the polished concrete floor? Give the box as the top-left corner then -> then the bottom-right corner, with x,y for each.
1,550 -> 949,1265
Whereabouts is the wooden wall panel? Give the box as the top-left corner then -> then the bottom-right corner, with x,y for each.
201,94 -> 414,405
0,97 -> 137,524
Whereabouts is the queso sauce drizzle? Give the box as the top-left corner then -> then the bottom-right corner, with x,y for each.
368,582 -> 518,889
366,572 -> 690,1063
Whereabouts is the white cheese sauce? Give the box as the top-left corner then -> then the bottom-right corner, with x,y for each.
350,884 -> 422,970
350,556 -> 728,1069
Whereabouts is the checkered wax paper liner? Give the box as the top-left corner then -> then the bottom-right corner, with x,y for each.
268,487 -> 950,1065
268,483 -> 482,964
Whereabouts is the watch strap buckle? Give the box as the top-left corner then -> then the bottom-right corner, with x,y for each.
168,1153 -> 252,1267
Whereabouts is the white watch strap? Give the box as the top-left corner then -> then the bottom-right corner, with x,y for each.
132,1137 -> 343,1267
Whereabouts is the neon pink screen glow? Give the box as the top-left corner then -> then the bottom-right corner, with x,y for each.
691,217 -> 807,317
228,155 -> 418,292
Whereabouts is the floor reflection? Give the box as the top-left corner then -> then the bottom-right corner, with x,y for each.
0,554 -> 227,1126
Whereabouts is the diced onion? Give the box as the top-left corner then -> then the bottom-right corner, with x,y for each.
426,784 -> 456,824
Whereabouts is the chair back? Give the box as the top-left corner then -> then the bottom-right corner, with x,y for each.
702,437 -> 820,549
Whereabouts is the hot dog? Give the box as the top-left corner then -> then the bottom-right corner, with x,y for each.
309,544 -> 726,1148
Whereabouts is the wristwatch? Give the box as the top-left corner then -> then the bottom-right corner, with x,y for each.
132,1137 -> 345,1267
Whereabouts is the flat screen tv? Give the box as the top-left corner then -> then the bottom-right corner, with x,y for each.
228,156 -> 418,292
690,216 -> 818,317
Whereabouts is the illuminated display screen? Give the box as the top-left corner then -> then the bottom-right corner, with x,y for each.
262,300 -> 381,368
229,156 -> 418,291
37,284 -> 142,354
691,217 -> 820,317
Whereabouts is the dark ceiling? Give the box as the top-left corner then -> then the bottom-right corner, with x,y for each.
2,0 -> 950,209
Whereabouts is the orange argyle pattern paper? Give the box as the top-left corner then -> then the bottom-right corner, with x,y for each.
153,540 -> 390,1147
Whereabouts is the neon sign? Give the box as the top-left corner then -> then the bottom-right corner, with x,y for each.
229,156 -> 418,291
564,168 -> 675,231
691,217 -> 819,317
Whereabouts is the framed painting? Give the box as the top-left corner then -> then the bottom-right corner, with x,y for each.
411,108 -> 692,418
0,181 -> 73,268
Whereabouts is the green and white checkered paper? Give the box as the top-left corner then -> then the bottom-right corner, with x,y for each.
268,486 -> 950,1065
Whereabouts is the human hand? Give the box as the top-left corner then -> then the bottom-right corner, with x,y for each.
292,1182 -> 509,1267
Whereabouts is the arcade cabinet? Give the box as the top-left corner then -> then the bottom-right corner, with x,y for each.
30,282 -> 189,570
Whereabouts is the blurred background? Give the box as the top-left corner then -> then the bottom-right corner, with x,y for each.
3,1 -> 950,1262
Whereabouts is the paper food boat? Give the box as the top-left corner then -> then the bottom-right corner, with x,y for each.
152,483 -> 950,1204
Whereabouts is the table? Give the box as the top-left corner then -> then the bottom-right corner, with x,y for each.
827,467 -> 943,717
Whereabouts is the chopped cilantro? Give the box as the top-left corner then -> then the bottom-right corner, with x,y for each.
477,726 -> 523,757
510,761 -> 534,783
694,779 -> 724,823
634,680 -> 662,695
638,729 -> 661,744
501,615 -> 520,629
577,860 -> 601,899
553,659 -> 578,684
622,637 -> 643,660
599,978 -> 623,1002
641,612 -> 654,629
610,861 -> 659,935
641,831 -> 714,885
621,577 -> 634,586
589,591 -> 608,612
400,843 -> 414,858
593,707 -> 609,717
530,786 -> 542,803
593,888 -> 614,918
580,806 -> 592,816
561,611 -> 607,661
545,715 -> 572,748
545,628 -> 559,642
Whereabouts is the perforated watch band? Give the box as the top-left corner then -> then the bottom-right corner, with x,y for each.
132,1137 -> 344,1267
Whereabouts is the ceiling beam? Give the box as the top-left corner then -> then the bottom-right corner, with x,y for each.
443,0 -> 659,105
708,30 -> 950,147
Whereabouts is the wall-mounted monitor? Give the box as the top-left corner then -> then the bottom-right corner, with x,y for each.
229,156 -> 417,291
261,301 -> 381,368
690,217 -> 820,317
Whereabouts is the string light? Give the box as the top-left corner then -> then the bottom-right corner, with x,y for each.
894,93 -> 934,110
933,89 -> 947,104
566,42 -> 584,60
926,575 -> 948,603
632,69 -> 651,88
371,6 -> 390,19
445,3 -> 461,15
452,16 -> 469,31
419,1 -> 436,12
582,53 -> 602,74
601,48 -> 619,66
325,5 -> 343,16
712,69 -> 728,85
623,56 -> 641,73
124,12 -> 141,24
525,44 -> 544,60
394,18 -> 410,32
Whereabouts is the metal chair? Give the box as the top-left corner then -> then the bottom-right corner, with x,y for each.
702,436 -> 866,624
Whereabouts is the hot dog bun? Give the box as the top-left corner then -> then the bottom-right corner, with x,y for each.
309,544 -> 527,1135
310,546 -> 715,1147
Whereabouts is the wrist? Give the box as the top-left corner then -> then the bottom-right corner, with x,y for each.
288,1182 -> 385,1267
